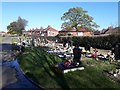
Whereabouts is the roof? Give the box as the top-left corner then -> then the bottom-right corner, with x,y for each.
28,27 -> 44,32
101,27 -> 119,34
105,28 -> 118,34
45,25 -> 58,32
0,31 -> 6,33
94,30 -> 101,35
28,26 -> 58,32
100,29 -> 107,34
60,27 -> 90,32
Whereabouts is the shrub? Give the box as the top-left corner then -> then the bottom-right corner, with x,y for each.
58,34 -> 120,50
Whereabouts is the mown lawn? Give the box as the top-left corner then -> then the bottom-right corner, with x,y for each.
0,36 -> 19,43
0,36 -> 6,43
0,36 -> 2,43
18,47 -> 120,89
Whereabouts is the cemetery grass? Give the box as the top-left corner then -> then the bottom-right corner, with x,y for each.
0,36 -> 7,43
18,47 -> 120,89
0,36 -> 19,43
0,36 -> 2,43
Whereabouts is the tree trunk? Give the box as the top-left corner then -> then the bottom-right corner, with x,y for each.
75,27 -> 79,36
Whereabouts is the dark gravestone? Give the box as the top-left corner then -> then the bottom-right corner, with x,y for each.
114,43 -> 120,60
31,39 -> 34,47
85,44 -> 91,51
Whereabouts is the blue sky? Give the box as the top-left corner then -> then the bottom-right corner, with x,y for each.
2,2 -> 118,32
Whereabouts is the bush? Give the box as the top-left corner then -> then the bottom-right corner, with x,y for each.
58,34 -> 120,50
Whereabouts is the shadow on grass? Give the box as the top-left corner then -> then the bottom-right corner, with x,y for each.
23,47 -> 70,89
43,56 -> 70,89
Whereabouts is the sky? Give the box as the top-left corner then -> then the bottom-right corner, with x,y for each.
1,2 -> 119,32
1,0 -> 120,2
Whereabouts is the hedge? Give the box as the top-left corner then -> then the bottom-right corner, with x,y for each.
58,34 -> 120,50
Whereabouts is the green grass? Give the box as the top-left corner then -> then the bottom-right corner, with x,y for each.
0,36 -> 19,43
18,47 -> 120,89
0,36 -> 7,43
0,36 -> 3,43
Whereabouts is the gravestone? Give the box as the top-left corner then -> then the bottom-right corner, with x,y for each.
114,43 -> 120,60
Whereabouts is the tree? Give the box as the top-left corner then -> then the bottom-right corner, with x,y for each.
17,16 -> 28,35
7,16 -> 28,35
7,21 -> 18,34
61,7 -> 99,35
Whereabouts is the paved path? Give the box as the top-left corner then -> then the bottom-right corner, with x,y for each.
1,60 -> 40,89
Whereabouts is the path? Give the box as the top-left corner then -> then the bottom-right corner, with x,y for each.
1,60 -> 41,89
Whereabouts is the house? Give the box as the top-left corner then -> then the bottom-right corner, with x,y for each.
93,30 -> 101,35
44,25 -> 58,36
101,27 -> 119,35
27,27 -> 44,36
27,25 -> 58,37
59,27 -> 93,36
0,31 -> 7,36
